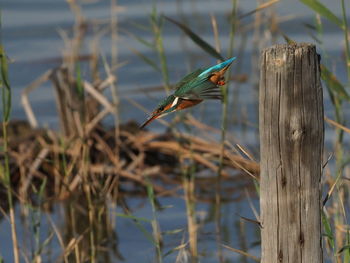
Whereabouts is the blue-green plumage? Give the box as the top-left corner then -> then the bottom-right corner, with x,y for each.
198,57 -> 236,77
174,57 -> 236,100
140,57 -> 236,128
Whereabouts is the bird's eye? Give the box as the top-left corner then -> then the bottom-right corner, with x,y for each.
158,106 -> 164,112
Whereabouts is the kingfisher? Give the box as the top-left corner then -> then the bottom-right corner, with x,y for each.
140,57 -> 236,128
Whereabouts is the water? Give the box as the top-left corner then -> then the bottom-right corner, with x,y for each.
3,0 -> 349,127
1,0 -> 350,262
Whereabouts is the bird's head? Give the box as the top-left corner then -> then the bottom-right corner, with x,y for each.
140,95 -> 178,129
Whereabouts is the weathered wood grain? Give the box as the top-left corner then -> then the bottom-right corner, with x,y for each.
259,43 -> 324,263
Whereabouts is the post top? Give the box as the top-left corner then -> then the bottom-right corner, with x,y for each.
263,43 -> 316,54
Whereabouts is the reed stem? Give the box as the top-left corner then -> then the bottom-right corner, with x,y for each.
1,38 -> 20,263
146,179 -> 163,263
341,0 -> 350,80
183,168 -> 198,262
216,1 -> 237,262
151,5 -> 170,94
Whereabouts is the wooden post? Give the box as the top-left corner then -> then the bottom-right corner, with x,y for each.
259,43 -> 324,263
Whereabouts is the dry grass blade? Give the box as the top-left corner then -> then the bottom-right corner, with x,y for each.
144,135 -> 259,177
47,214 -> 69,263
325,116 -> 350,134
322,153 -> 333,170
192,153 -> 229,176
174,239 -> 190,263
72,111 -> 84,137
210,14 -> 221,54
245,188 -> 260,222
20,148 -> 49,196
164,241 -> 188,258
85,108 -> 109,134
224,150 -> 259,179
221,244 -> 260,262
21,69 -> 53,128
63,229 -> 88,259
0,204 -> 11,222
84,81 -> 114,113
98,74 -> 117,91
224,141 -> 259,179
238,214 -> 261,228
89,165 -> 167,193
92,132 -> 121,168
239,0 -> 280,20
323,171 -> 342,206
235,143 -> 256,162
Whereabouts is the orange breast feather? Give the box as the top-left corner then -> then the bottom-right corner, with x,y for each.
176,99 -> 202,110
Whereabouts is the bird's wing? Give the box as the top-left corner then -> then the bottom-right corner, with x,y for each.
173,57 -> 236,100
174,68 -> 203,92
174,76 -> 223,100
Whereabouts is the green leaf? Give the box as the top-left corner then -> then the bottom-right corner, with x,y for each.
115,212 -> 151,223
38,177 -> 47,198
128,21 -> 151,32
163,243 -> 187,258
0,163 -> 4,181
124,30 -> 154,49
115,212 -> 156,245
321,210 -> 334,250
308,31 -> 322,44
163,15 -> 225,61
0,45 -> 11,122
162,228 -> 184,235
158,204 -> 173,210
35,231 -> 54,256
129,48 -> 160,72
343,231 -> 350,261
281,33 -> 297,45
303,22 -> 317,31
321,64 -> 350,101
0,46 -> 10,88
75,62 -> 84,98
300,0 -> 344,30
338,245 -> 350,255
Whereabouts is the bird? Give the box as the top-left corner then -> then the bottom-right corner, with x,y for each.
140,57 -> 236,129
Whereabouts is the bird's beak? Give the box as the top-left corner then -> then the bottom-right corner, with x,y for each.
140,113 -> 159,129
140,105 -> 177,129
140,98 -> 178,129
